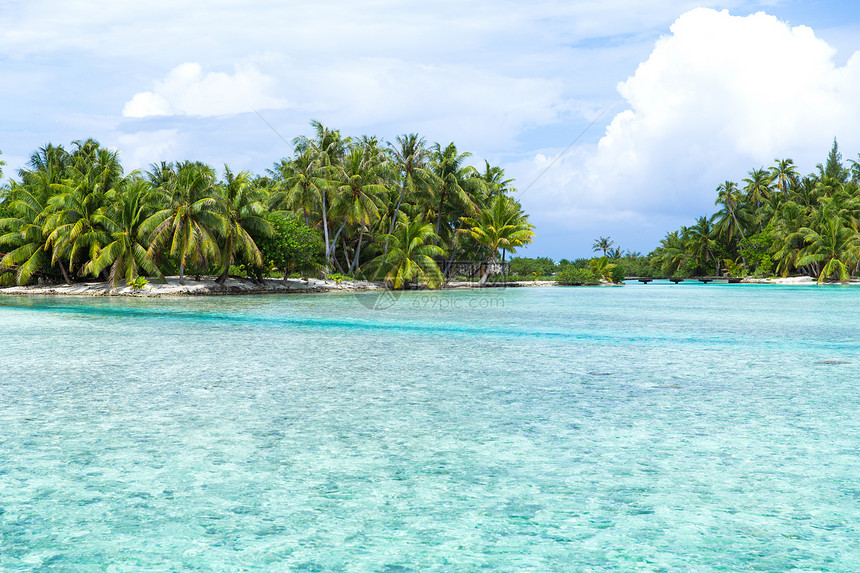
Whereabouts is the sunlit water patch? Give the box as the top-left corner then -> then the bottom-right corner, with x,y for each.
1,284 -> 859,571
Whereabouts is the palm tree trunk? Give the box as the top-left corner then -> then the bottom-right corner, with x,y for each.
434,191 -> 446,244
333,239 -> 347,275
350,225 -> 365,274
327,220 -> 348,265
445,245 -> 459,278
216,235 -> 233,284
178,258 -> 186,286
478,255 -> 497,285
58,260 -> 72,285
389,184 -> 406,235
321,190 -> 331,267
385,182 -> 408,255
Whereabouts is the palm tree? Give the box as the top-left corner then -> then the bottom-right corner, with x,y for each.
771,158 -> 799,195
770,200 -> 809,276
267,154 -> 326,227
685,215 -> 719,275
387,133 -> 432,238
795,217 -> 860,282
652,230 -> 687,276
479,161 -> 515,198
848,154 -> 860,185
429,142 -> 483,242
742,168 -> 772,219
0,182 -> 55,284
85,178 -> 163,286
588,256 -> 617,282
215,166 -> 272,284
713,181 -> 748,243
331,147 -> 388,273
141,161 -> 225,285
293,121 -> 349,267
459,194 -> 535,284
364,214 -> 445,288
0,145 -> 73,284
24,144 -> 71,181
592,236 -> 614,256
42,140 -> 125,281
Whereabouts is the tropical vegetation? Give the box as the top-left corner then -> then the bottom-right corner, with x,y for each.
650,139 -> 860,282
0,126 -> 535,289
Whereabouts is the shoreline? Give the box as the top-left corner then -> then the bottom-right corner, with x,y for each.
0,277 -> 563,298
0,277 -> 385,298
0,275 -> 854,298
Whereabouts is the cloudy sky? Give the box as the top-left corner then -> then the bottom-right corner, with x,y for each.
3,0 -> 860,258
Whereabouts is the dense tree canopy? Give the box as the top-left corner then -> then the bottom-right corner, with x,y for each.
650,139 -> 860,282
0,125 -> 534,289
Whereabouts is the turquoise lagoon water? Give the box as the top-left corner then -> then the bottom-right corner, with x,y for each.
1,284 -> 859,571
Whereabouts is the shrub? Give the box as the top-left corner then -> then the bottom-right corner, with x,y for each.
255,216 -> 325,280
326,273 -> 352,283
557,267 -> 598,285
126,276 -> 149,291
510,256 -> 556,276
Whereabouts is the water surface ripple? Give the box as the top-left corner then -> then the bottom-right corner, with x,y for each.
1,284 -> 859,571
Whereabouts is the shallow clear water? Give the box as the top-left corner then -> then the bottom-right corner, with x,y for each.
1,284 -> 859,571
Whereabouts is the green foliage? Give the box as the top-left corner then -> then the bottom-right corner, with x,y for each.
739,231 -> 774,277
557,267 -> 598,285
0,131 -> 537,289
588,256 -> 616,282
0,183 -> 11,219
722,258 -> 748,278
824,138 -> 847,183
611,254 -> 657,278
326,273 -> 351,283
364,214 -> 444,288
650,139 -> 860,279
459,193 -> 535,283
610,265 -> 626,284
126,276 -> 149,291
0,199 -> 11,221
592,236 -> 614,256
256,215 -> 325,279
509,256 -> 556,276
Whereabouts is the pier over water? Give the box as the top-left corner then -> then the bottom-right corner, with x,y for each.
626,277 -> 744,284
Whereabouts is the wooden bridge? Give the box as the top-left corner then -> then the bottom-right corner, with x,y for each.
625,276 -> 744,284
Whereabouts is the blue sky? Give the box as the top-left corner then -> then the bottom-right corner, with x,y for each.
3,1 -> 860,259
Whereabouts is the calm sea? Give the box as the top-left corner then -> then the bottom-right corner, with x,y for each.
1,284 -> 858,571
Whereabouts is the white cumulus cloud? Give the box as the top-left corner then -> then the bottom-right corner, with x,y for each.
116,129 -> 181,169
521,7 -> 860,253
122,62 -> 289,118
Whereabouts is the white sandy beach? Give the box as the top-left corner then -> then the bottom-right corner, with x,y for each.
2,275 -> 855,297
740,276 -> 860,285
0,277 -> 564,297
0,277 -> 388,297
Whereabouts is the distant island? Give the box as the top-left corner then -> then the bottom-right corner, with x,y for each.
651,138 -> 860,283
509,139 -> 860,286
